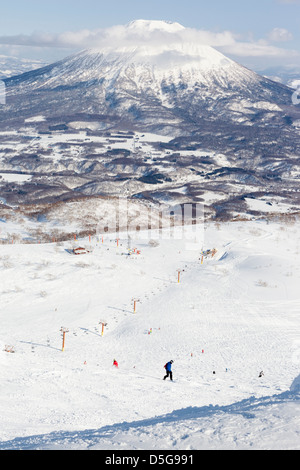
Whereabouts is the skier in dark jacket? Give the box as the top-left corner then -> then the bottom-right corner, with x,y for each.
163,360 -> 173,381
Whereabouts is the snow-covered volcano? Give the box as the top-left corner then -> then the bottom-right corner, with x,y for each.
2,20 -> 294,134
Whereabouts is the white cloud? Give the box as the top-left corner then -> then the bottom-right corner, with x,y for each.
220,41 -> 298,58
0,23 -> 238,51
0,21 -> 298,64
267,28 -> 293,42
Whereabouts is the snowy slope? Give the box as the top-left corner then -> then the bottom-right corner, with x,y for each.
0,219 -> 299,450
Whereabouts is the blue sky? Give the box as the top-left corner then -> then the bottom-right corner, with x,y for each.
0,0 -> 299,70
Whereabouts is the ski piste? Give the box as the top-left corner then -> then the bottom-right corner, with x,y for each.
0,219 -> 299,450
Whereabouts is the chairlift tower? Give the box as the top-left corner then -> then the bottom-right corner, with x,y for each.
60,327 -> 69,351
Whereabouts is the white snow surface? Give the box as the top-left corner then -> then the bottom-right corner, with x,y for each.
0,219 -> 299,450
